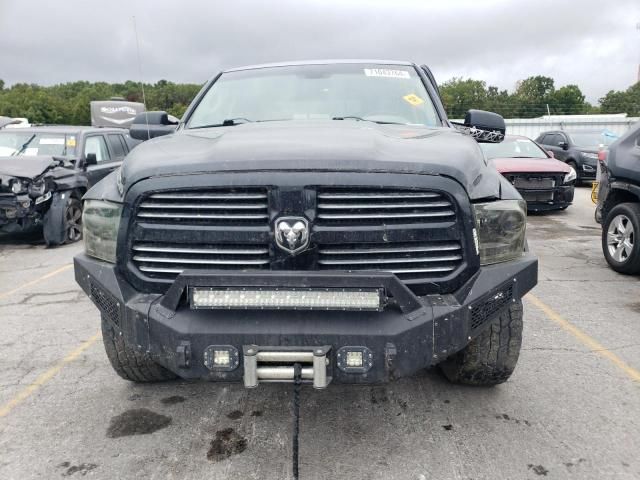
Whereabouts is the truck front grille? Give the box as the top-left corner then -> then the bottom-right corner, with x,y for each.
126,182 -> 469,295
318,241 -> 463,280
316,188 -> 455,225
136,188 -> 268,226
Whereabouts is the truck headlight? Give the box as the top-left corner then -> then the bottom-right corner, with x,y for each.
473,200 -> 526,265
83,200 -> 122,263
564,167 -> 577,184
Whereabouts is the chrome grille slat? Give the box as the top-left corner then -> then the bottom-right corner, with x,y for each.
319,201 -> 451,210
133,245 -> 268,255
139,202 -> 267,210
320,244 -> 460,255
317,192 -> 440,199
318,254 -> 462,265
150,193 -> 267,200
137,212 -> 268,220
318,211 -> 454,220
133,256 -> 269,266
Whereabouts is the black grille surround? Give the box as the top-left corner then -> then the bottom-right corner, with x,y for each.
121,173 -> 479,297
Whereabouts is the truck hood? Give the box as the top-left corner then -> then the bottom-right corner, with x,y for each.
122,121 -> 502,199
0,155 -> 60,179
490,157 -> 571,174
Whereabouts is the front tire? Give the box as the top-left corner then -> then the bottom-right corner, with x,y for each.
43,194 -> 83,246
101,315 -> 176,382
440,300 -> 523,386
602,203 -> 640,274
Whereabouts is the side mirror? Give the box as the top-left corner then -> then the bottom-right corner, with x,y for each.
129,111 -> 178,140
547,150 -> 555,158
452,109 -> 506,143
84,153 -> 97,167
558,141 -> 569,150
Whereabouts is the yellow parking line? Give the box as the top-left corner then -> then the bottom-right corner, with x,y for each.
527,293 -> 640,382
0,331 -> 101,418
0,263 -> 73,300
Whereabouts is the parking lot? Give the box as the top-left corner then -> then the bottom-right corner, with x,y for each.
0,187 -> 638,480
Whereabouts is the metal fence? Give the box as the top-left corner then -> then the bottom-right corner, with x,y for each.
453,114 -> 640,139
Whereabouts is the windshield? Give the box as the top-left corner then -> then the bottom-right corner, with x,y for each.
187,63 -> 440,128
569,131 -> 618,148
480,136 -> 548,160
0,131 -> 77,157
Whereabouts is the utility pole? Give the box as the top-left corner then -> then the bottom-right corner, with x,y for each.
637,22 -> 640,83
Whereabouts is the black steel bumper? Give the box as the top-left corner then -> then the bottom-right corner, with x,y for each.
75,253 -> 538,384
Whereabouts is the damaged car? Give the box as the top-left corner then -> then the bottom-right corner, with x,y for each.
481,135 -> 576,212
75,60 -> 538,389
0,126 -> 138,245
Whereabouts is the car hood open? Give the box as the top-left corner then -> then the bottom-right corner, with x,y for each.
490,157 -> 572,174
121,121 -> 502,199
0,156 -> 60,179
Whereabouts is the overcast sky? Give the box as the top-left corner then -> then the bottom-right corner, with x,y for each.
0,0 -> 638,103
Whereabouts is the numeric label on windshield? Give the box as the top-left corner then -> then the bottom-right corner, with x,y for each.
364,68 -> 410,79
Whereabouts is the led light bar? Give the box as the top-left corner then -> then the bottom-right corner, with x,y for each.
190,287 -> 383,311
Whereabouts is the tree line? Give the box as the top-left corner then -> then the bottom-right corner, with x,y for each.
0,76 -> 638,125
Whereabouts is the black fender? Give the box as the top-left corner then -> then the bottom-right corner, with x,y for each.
43,190 -> 76,246
609,181 -> 640,201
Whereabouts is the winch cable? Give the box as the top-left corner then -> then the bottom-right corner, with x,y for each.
292,362 -> 302,480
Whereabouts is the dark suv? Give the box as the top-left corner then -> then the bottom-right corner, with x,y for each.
596,121 -> 640,274
0,126 -> 138,245
536,130 -> 617,184
74,60 -> 537,389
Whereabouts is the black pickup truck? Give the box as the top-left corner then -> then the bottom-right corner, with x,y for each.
74,61 -> 537,388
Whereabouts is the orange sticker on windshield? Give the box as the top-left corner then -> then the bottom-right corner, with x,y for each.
403,94 -> 424,106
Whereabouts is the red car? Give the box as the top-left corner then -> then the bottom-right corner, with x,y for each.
481,135 -> 576,212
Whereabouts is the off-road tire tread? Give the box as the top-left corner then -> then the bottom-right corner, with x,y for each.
440,300 -> 523,386
101,316 -> 176,382
602,202 -> 640,274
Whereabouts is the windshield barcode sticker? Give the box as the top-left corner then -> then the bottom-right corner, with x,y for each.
39,138 -> 65,145
364,68 -> 410,79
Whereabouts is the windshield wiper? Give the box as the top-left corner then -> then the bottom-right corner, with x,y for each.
332,116 -> 406,125
190,118 -> 254,129
12,134 -> 36,156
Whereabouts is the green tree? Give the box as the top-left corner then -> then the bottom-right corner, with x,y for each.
599,82 -> 640,116
440,78 -> 489,119
549,85 -> 587,115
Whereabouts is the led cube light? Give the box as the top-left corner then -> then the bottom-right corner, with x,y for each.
190,288 -> 383,311
213,350 -> 230,366
346,351 -> 364,367
203,345 -> 239,371
337,346 -> 373,373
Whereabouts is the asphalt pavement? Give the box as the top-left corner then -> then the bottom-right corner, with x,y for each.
0,187 -> 639,480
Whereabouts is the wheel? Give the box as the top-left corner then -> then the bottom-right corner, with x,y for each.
101,315 -> 177,382
63,198 -> 83,243
43,194 -> 83,246
440,300 -> 523,386
567,160 -> 580,185
602,203 -> 640,274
